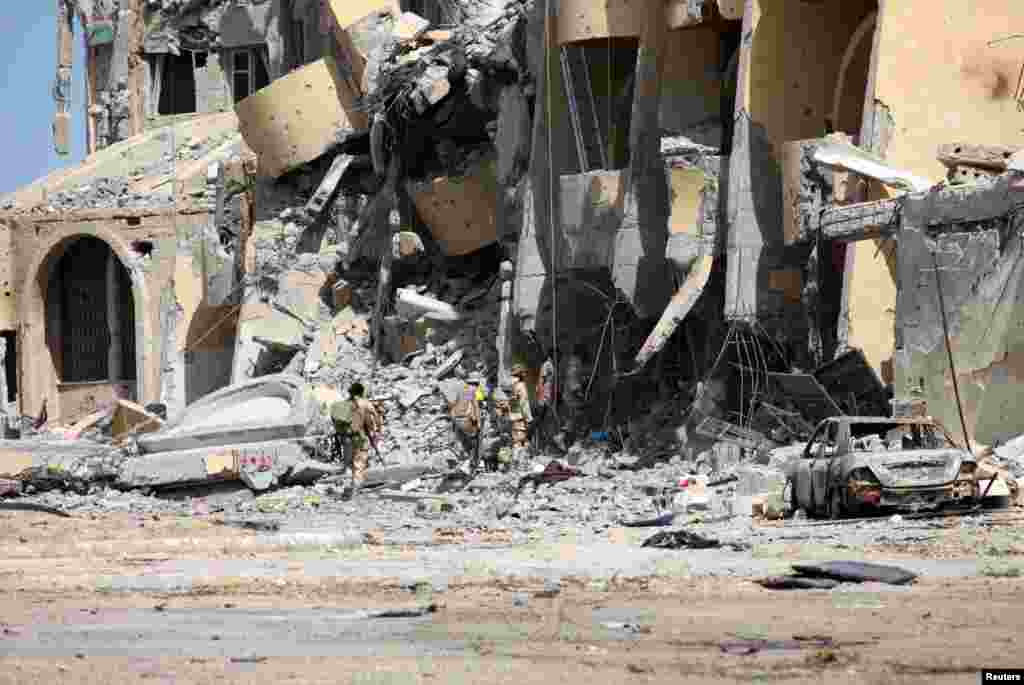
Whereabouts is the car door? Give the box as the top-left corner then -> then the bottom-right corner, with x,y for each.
795,422 -> 828,511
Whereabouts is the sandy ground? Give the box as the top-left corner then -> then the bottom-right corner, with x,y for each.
0,509 -> 1021,683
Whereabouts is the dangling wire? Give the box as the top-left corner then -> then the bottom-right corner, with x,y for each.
544,0 -> 559,390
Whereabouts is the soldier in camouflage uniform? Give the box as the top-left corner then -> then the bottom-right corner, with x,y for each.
449,373 -> 485,471
507,364 -> 533,452
331,382 -> 382,499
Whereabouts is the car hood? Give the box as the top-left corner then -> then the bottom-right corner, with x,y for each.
859,449 -> 964,487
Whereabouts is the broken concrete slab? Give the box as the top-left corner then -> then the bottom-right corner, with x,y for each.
324,0 -> 400,123
236,59 -> 355,178
937,142 -> 1020,171
395,289 -> 461,322
0,440 -> 122,486
117,439 -> 306,490
0,448 -> 34,479
235,301 -> 309,366
111,399 -> 164,439
406,156 -> 499,256
137,374 -> 310,455
305,154 -> 355,219
813,135 -> 934,193
276,269 -> 328,325
411,65 -> 452,114
818,199 -> 901,243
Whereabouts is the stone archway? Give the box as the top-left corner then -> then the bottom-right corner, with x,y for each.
20,225 -> 152,422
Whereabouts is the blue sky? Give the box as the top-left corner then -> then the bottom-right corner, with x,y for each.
0,5 -> 86,194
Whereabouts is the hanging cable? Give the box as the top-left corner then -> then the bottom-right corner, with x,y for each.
931,247 -> 973,456
544,0 -> 559,390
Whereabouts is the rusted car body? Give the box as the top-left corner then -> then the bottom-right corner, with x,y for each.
783,416 -> 978,518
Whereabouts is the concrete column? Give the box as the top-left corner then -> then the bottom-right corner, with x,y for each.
497,260 -> 514,384
107,252 -> 124,383
724,0 -> 759,323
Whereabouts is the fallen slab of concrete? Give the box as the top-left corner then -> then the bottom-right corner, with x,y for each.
0,440 -> 121,485
137,374 -> 310,455
117,439 -> 307,491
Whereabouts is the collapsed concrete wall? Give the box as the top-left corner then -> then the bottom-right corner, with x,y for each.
726,0 -> 877,360
897,176 -> 1024,446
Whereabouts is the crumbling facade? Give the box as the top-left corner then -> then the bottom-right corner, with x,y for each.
9,0 -> 1024,450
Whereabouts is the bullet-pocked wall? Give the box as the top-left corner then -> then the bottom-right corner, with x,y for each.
727,0 -> 877,360
10,209 -> 219,424
513,0 -> 744,384
880,2 -> 1024,444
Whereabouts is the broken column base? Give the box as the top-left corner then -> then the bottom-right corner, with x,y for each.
116,439 -> 309,492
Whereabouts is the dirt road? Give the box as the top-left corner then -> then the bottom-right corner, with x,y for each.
0,509 -> 1021,683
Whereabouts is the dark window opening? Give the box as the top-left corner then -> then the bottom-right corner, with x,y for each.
231,48 -> 271,103
561,38 -> 638,172
194,51 -> 208,69
1,331 -> 15,405
126,216 -> 141,226
158,52 -> 197,115
820,241 -> 846,360
48,237 -> 136,384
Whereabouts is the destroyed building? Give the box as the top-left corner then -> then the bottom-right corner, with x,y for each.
1,0 -> 1023,454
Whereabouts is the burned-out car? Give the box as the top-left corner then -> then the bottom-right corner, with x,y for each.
783,416 -> 978,518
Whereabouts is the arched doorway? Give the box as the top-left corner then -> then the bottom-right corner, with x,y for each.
40,236 -> 137,419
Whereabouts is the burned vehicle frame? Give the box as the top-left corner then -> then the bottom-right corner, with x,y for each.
783,416 -> 978,519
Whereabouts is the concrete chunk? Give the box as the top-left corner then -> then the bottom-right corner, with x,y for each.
117,439 -> 305,490
237,60 -> 355,178
111,400 -> 164,439
406,156 -> 500,256
411,66 -> 451,114
137,375 -> 310,455
393,12 -> 430,41
395,289 -> 460,322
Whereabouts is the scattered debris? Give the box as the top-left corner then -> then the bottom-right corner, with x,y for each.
720,635 -> 834,656
622,513 -> 676,528
0,502 -> 71,518
515,461 -> 581,496
790,561 -> 919,586
213,519 -> 281,533
755,576 -> 840,590
641,529 -> 720,550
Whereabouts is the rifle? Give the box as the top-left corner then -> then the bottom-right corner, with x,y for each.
366,431 -> 386,465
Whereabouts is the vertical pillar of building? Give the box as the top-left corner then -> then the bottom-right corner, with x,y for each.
609,0 -> 671,318
107,252 -> 124,386
54,0 -> 74,156
513,0 -> 562,337
497,260 -> 514,383
127,0 -> 146,138
724,0 -> 760,323
85,38 -> 98,155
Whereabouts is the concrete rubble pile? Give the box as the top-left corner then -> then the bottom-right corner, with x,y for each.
5,0 -> 1024,545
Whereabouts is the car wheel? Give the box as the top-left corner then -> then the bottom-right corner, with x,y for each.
829,488 -> 845,520
782,479 -> 796,519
